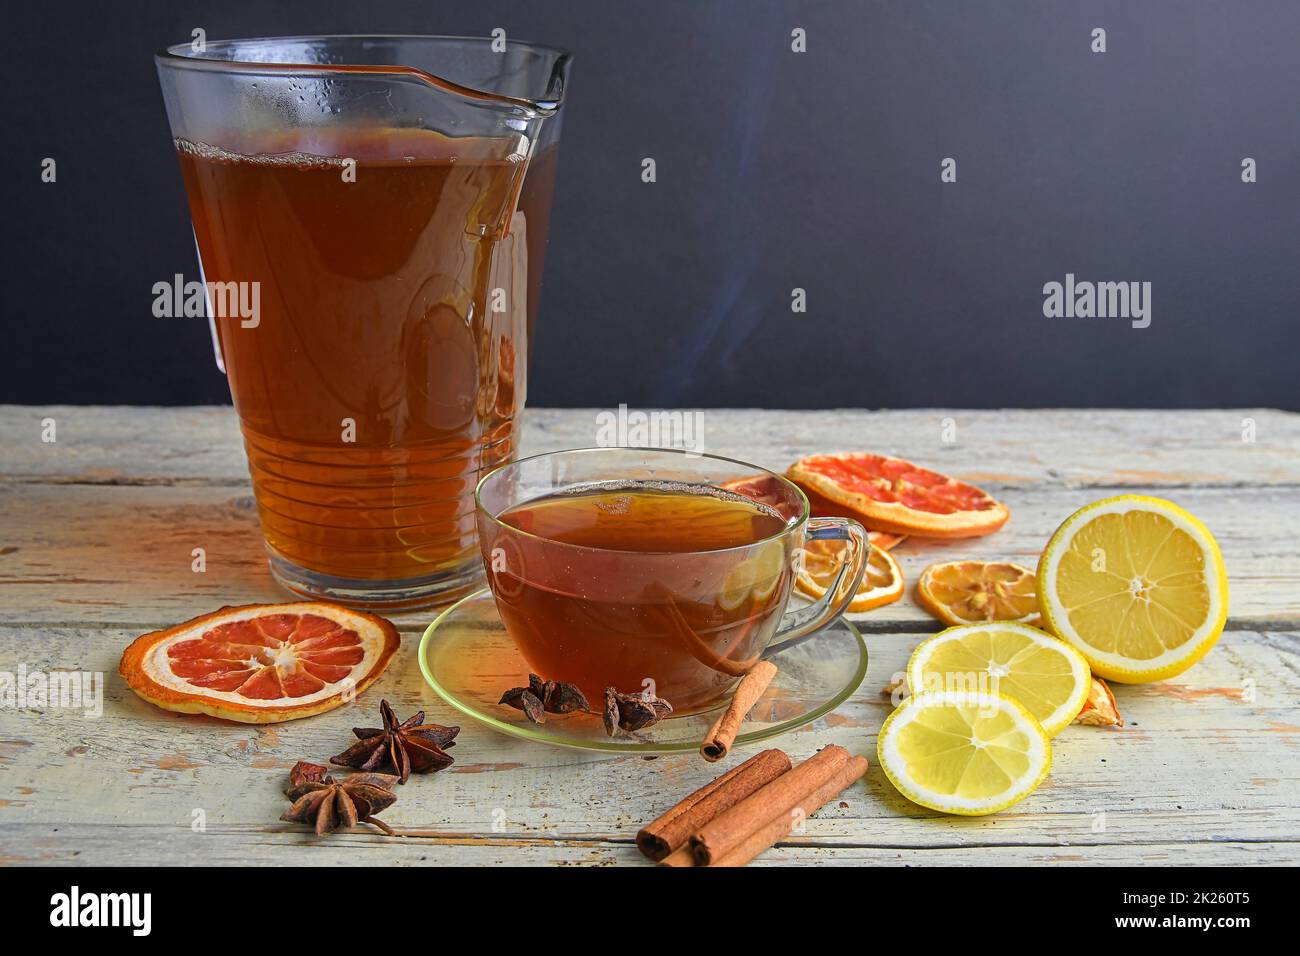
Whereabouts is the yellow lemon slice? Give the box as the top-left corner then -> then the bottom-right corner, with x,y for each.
1037,496 -> 1228,683
877,691 -> 1051,815
906,622 -> 1091,736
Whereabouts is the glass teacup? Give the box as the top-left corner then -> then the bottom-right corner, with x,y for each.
475,448 -> 869,714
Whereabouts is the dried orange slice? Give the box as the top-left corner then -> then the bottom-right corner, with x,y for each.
788,452 -> 1008,538
120,603 -> 400,724
1074,676 -> 1124,727
916,560 -> 1040,626
796,538 -> 904,613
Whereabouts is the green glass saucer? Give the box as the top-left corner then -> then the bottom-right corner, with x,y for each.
417,588 -> 868,753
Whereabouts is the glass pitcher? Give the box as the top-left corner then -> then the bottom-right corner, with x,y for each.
156,35 -> 570,608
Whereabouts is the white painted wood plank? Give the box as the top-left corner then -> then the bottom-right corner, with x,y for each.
2,405 -> 1296,866
4,406 -> 1297,489
2,625 -> 1296,865
2,826 -> 1294,867
1,482 -> 1294,627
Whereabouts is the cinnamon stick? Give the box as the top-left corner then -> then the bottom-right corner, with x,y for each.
657,845 -> 697,867
700,660 -> 778,762
690,744 -> 850,865
659,590 -> 757,677
635,748 -> 792,861
710,754 -> 869,866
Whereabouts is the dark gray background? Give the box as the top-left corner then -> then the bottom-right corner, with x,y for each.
5,0 -> 1298,409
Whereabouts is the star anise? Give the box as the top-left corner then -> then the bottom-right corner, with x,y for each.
603,687 -> 673,736
280,760 -> 399,836
329,699 -> 458,784
500,674 -> 591,724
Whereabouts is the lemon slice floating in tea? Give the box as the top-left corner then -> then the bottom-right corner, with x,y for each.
877,691 -> 1052,815
1037,495 -> 1228,683
907,622 -> 1090,736
718,539 -> 788,611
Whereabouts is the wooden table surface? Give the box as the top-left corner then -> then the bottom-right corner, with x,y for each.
2,406 -> 1298,866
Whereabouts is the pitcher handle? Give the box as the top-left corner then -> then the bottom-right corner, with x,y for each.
764,516 -> 870,658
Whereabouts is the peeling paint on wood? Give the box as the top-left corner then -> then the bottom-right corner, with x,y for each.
1,406 -> 1298,865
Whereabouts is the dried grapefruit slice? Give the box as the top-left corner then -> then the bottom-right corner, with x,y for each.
867,531 -> 908,551
917,560 -> 1040,626
787,452 -> 1008,538
719,473 -> 905,549
796,538 -> 904,613
718,473 -> 801,521
120,603 -> 400,723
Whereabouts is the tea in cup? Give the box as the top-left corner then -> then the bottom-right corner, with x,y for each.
476,448 -> 869,714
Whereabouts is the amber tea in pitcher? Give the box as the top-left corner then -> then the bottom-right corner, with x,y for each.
158,36 -> 570,608
179,130 -> 552,586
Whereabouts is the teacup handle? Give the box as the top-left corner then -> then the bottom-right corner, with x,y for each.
765,516 -> 870,657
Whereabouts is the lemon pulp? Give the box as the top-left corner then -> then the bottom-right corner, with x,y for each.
878,691 -> 1051,815
908,623 -> 1090,736
1038,496 -> 1227,682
